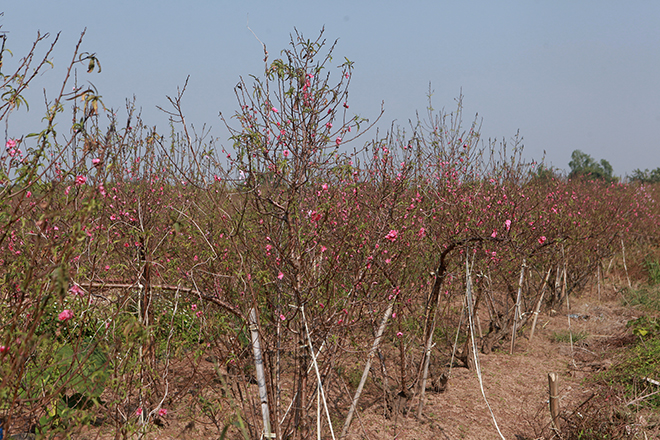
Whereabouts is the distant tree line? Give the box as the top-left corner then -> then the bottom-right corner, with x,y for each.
568,150 -> 616,182
566,149 -> 660,184
628,167 -> 660,184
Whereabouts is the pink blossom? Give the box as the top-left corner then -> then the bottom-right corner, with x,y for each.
326,122 -> 332,129
396,332 -> 403,338
385,230 -> 398,242
158,408 -> 168,417
136,407 -> 142,416
196,311 -> 203,318
283,150 -> 290,158
69,285 -> 85,297
320,245 -> 327,253
279,314 -> 286,321
322,183 -> 328,191
505,219 -> 511,231
0,345 -> 8,354
191,304 -> 197,311
5,139 -> 16,149
418,227 -> 426,238
278,272 -> 284,280
75,175 -> 87,186
272,107 -> 278,113
26,191 -> 31,198
58,309 -> 74,322
491,230 -> 497,238
538,236 -> 547,245
92,158 -> 101,165
335,137 -> 342,145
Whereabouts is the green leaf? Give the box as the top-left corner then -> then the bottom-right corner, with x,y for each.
55,342 -> 110,398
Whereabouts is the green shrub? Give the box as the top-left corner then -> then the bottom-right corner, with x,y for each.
551,329 -> 589,344
644,257 -> 660,285
598,317 -> 660,410
625,286 -> 660,312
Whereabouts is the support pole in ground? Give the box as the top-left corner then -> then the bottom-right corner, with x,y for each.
529,268 -> 552,343
548,372 -> 560,431
340,301 -> 394,440
510,259 -> 526,354
249,308 -> 273,439
621,239 -> 632,288
597,261 -> 602,301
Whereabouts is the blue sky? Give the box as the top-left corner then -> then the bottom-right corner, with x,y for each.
3,1 -> 659,176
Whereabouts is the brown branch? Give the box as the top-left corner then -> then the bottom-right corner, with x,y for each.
80,281 -> 245,321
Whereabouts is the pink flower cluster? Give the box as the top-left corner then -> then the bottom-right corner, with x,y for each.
385,230 -> 398,242
6,139 -> 20,157
69,284 -> 85,297
58,309 -> 74,322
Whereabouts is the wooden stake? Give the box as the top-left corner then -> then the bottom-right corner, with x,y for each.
562,265 -> 568,311
340,301 -> 394,440
249,308 -> 273,439
510,259 -> 526,354
302,306 -> 336,440
555,264 -> 562,304
529,268 -> 552,343
597,261 -> 602,301
621,239 -> 632,288
548,373 -> 560,430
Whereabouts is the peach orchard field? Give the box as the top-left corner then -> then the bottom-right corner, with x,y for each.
2,30 -> 660,440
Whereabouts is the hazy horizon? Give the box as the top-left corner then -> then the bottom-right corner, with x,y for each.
2,1 -> 659,176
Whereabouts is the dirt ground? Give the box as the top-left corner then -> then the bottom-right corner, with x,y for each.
45,285 -> 655,440
351,296 -> 636,440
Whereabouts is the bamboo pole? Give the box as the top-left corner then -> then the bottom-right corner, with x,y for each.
417,244 -> 455,419
302,306 -> 336,440
249,308 -> 273,439
562,265 -> 567,310
563,262 -> 577,368
510,258 -> 526,354
529,268 -> 552,343
340,301 -> 394,440
554,264 -> 562,304
621,239 -> 632,288
597,261 -> 602,301
548,373 -> 560,430
466,255 -> 506,440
